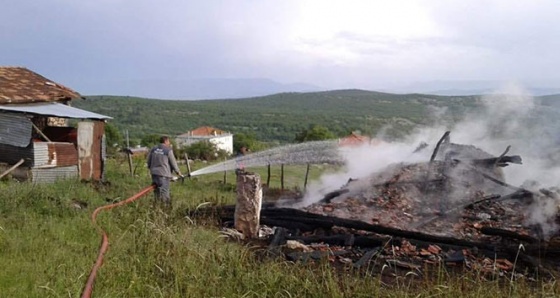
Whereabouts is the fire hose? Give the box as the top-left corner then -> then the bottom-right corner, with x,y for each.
80,184 -> 156,298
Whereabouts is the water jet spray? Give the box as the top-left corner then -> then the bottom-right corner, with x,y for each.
190,140 -> 345,177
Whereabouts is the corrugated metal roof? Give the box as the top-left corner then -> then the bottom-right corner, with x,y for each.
0,102 -> 112,120
0,67 -> 82,104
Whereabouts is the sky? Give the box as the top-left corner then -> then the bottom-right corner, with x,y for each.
2,0 -> 560,98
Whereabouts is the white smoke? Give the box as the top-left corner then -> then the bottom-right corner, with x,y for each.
301,131 -> 436,206
302,83 -> 560,236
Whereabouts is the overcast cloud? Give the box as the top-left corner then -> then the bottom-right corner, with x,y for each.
2,0 -> 560,98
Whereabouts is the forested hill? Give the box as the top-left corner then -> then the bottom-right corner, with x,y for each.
71,89 -> 484,144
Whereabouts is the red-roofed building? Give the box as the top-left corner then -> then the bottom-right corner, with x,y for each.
175,126 -> 233,154
338,132 -> 385,147
338,132 -> 370,146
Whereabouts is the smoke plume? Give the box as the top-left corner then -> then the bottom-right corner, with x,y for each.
303,83 -> 560,237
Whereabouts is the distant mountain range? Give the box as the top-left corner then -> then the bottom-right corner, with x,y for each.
87,78 -> 322,100
387,80 -> 560,96
84,77 -> 560,100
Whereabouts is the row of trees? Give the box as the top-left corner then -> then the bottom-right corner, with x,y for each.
105,123 -> 339,161
74,90 -> 455,144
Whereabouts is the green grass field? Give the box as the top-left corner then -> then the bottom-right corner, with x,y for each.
0,157 -> 558,297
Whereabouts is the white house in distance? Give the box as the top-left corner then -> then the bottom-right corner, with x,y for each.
175,126 -> 233,154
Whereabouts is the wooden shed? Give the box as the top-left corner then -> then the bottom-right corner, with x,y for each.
0,67 -> 112,182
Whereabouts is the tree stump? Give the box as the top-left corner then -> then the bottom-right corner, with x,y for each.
234,172 -> 263,238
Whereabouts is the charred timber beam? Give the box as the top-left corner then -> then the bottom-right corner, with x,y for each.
286,234 -> 353,246
286,250 -> 351,262
257,208 -> 499,251
480,227 -> 539,243
494,145 -> 511,168
260,218 -> 315,232
319,189 -> 350,203
286,234 -> 386,248
463,190 -> 535,210
412,189 -> 532,230
389,237 -> 504,259
453,159 -> 535,194
193,205 -> 555,259
269,227 -> 288,247
267,227 -> 287,257
424,131 -> 451,204
501,245 -> 558,278
430,131 -> 450,162
469,155 -> 522,167
353,248 -> 382,268
211,206 -> 498,251
413,194 -> 502,229
188,202 -> 276,218
372,178 -> 446,188
539,188 -> 560,199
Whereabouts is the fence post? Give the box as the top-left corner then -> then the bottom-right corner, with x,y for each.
223,157 -> 227,184
281,164 -> 284,190
304,163 -> 310,190
183,153 -> 192,178
267,163 -> 271,187
126,130 -> 133,176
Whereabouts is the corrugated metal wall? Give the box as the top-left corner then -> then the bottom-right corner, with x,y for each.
0,143 -> 33,166
92,121 -> 104,180
48,142 -> 78,167
0,113 -> 32,147
31,165 -> 78,183
78,122 -> 93,180
33,142 -> 49,167
101,134 -> 107,181
77,121 -> 105,180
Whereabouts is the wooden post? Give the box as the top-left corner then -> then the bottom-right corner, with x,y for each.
126,130 -> 133,176
31,123 -> 52,142
304,163 -> 311,190
234,172 -> 262,239
126,152 -> 133,176
266,164 -> 271,187
281,164 -> 284,190
183,153 -> 192,178
0,159 -> 25,180
223,157 -> 227,184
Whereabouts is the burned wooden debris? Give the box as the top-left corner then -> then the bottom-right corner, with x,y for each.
190,132 -> 560,280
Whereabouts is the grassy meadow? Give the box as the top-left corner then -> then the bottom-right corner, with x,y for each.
1,156 -> 559,297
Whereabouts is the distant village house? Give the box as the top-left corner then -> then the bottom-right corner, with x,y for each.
338,131 -> 385,147
0,67 -> 112,183
175,126 -> 233,154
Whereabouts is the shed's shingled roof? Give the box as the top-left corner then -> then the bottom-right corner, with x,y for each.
0,67 -> 82,104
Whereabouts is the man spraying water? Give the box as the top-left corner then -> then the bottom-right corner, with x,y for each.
147,136 -> 184,208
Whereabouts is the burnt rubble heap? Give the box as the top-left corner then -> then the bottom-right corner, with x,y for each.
193,132 -> 560,280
